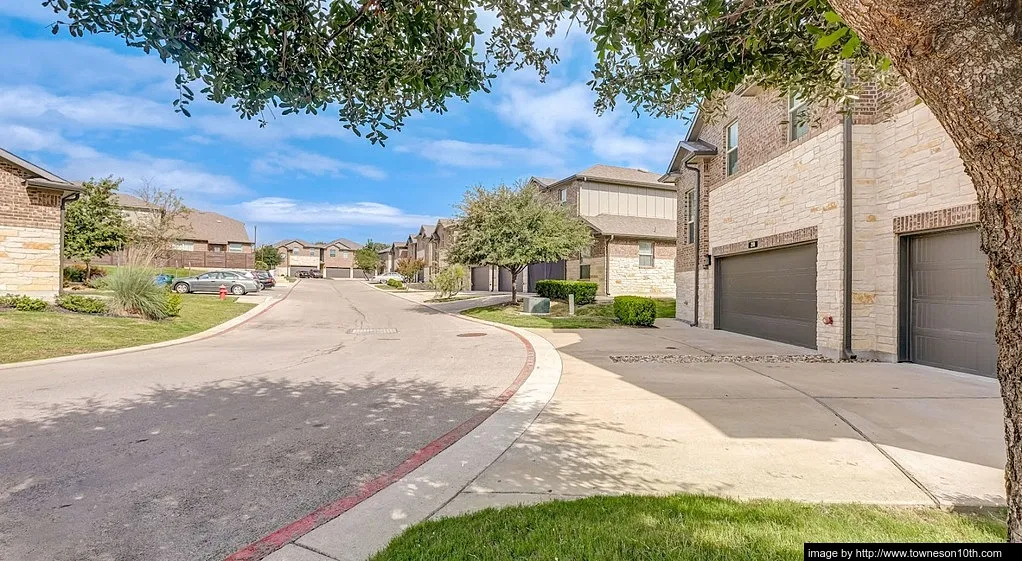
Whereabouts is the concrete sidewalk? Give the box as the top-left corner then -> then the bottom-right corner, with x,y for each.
436,320 -> 1005,518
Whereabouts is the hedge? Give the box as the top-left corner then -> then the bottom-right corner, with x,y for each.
0,294 -> 48,312
613,296 -> 657,327
534,280 -> 598,305
386,278 -> 404,288
57,294 -> 108,314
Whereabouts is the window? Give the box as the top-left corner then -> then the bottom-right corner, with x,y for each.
222,272 -> 238,279
198,273 -> 213,280
725,121 -> 739,176
560,188 -> 567,203
172,241 -> 194,251
788,93 -> 809,142
228,243 -> 243,253
292,248 -> 299,255
330,248 -> 336,257
685,189 -> 697,244
638,241 -> 654,268
579,264 -> 591,280
211,245 -> 223,253
342,251 -> 350,259
309,248 -> 316,256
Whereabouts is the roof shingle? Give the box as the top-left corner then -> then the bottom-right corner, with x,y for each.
583,214 -> 677,240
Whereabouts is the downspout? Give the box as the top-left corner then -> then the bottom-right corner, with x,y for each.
841,60 -> 855,360
59,192 -> 80,296
683,158 -> 702,327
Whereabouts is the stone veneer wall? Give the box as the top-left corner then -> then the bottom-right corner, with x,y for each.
606,238 -> 676,296
0,161 -> 63,299
700,101 -> 976,358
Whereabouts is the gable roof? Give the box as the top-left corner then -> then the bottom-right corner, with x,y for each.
583,214 -> 677,240
660,110 -> 717,182
326,237 -> 362,250
418,224 -> 436,238
115,192 -> 158,210
529,176 -> 558,188
0,147 -> 81,193
177,211 -> 251,245
548,164 -> 672,191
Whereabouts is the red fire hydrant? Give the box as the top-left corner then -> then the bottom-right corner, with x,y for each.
219,284 -> 228,300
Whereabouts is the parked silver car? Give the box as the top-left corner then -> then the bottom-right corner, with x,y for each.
371,272 -> 405,284
172,271 -> 261,295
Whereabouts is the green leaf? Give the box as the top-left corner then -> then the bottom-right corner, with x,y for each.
815,27 -> 848,50
823,11 -> 843,24
840,34 -> 861,58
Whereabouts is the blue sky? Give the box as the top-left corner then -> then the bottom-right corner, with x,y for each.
0,1 -> 686,245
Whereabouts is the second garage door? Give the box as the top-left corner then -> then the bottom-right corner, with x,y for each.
471,266 -> 491,291
527,260 -> 565,293
715,243 -> 818,349
904,228 -> 996,377
325,267 -> 352,279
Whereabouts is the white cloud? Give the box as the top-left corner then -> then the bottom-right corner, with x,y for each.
235,198 -> 439,228
0,0 -> 61,23
396,139 -> 562,169
0,124 -> 247,197
252,149 -> 386,180
0,86 -> 182,130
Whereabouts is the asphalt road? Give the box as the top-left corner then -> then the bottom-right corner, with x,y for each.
0,281 -> 526,561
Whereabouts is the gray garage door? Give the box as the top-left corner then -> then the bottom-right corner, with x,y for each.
325,267 -> 352,279
471,266 -> 490,291
904,228 -> 996,377
527,260 -> 566,293
498,267 -> 523,293
715,243 -> 818,349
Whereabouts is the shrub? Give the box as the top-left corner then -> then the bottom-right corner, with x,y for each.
386,278 -> 404,289
431,264 -> 467,299
535,280 -> 598,305
165,292 -> 182,317
613,296 -> 657,327
255,260 -> 268,271
0,294 -> 48,311
107,266 -> 169,320
57,294 -> 107,314
63,265 -> 87,283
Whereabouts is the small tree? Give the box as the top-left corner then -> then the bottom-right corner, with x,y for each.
64,177 -> 130,279
354,242 -> 381,279
396,258 -> 426,282
448,183 -> 592,304
254,245 -> 282,269
130,182 -> 191,266
432,264 -> 468,300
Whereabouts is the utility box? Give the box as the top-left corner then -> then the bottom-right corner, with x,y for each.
521,296 -> 550,314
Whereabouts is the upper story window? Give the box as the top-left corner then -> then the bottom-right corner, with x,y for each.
788,93 -> 809,142
329,248 -> 336,257
560,188 -> 567,204
685,189 -> 697,244
725,121 -> 739,176
228,243 -> 243,253
341,251 -> 350,259
308,248 -> 316,256
638,241 -> 654,268
292,247 -> 299,255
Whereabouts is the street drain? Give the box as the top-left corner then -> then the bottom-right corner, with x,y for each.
347,328 -> 398,335
457,332 -> 487,338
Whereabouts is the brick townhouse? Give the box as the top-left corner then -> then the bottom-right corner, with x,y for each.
275,238 -> 361,278
0,148 -> 81,299
529,165 -> 678,296
664,82 -> 992,376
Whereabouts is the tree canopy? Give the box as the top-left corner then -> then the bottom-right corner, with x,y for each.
255,245 -> 283,269
354,243 -> 381,277
63,177 -> 130,274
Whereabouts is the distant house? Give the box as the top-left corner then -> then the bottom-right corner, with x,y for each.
0,148 -> 81,298
97,193 -> 255,269
274,238 -> 362,278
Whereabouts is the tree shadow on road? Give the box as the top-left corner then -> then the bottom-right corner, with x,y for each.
0,376 -> 497,561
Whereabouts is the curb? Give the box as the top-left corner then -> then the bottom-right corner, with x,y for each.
0,281 -> 301,371
225,286 -> 562,561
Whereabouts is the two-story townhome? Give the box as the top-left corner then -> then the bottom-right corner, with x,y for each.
531,165 -> 678,296
664,82 -> 992,376
275,238 -> 361,278
0,148 -> 81,299
100,193 -> 255,269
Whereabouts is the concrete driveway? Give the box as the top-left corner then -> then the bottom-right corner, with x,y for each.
438,319 -> 1005,516
0,280 -> 527,561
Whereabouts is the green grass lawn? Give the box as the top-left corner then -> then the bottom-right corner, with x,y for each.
463,298 -> 676,329
98,265 -> 208,278
0,294 -> 255,364
370,494 -> 1006,561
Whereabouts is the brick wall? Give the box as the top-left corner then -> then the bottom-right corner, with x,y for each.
323,245 -> 354,269
0,163 -> 63,298
606,238 -> 676,296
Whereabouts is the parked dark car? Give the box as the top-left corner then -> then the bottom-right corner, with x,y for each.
297,270 -> 310,278
252,270 -> 275,288
308,269 -> 323,278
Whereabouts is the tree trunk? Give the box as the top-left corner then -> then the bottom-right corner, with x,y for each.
85,260 -> 91,281
831,0 -> 1022,540
510,270 -> 518,304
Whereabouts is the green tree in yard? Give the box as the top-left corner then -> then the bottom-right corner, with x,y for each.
396,258 -> 426,282
254,245 -> 282,270
44,0 -> 1022,539
64,177 -> 130,279
448,183 -> 591,304
354,242 -> 380,279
